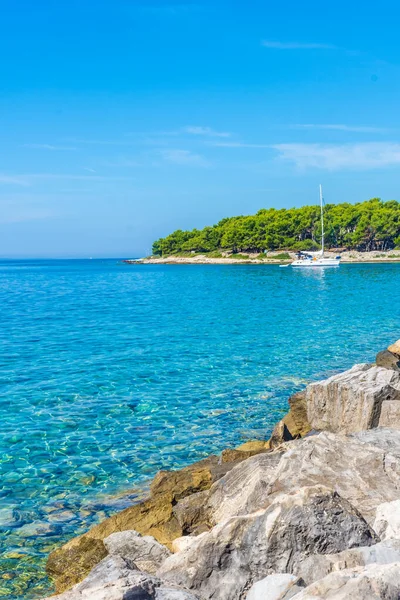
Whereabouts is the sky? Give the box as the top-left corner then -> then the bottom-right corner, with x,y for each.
1,0 -> 400,257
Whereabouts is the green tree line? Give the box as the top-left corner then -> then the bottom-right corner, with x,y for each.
152,198 -> 400,256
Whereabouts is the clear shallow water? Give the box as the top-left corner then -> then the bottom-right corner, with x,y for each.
1,259 -> 400,598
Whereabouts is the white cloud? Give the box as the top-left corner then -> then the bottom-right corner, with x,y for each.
0,174 -> 30,186
159,149 -> 210,167
211,141 -> 270,148
292,124 -> 390,133
183,126 -> 230,138
0,173 -> 135,186
23,143 -> 77,150
273,142 -> 400,170
262,41 -> 336,50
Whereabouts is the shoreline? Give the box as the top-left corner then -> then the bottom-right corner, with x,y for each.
124,250 -> 400,265
43,339 -> 400,600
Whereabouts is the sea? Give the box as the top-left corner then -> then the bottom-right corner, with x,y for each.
1,259 -> 400,598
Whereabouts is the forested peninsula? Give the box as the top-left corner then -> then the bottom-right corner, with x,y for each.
152,198 -> 400,256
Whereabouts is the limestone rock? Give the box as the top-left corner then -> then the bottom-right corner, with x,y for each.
270,421 -> 294,449
267,429 -> 400,524
150,456 -> 218,501
373,500 -> 400,540
306,363 -> 400,434
295,539 -> 400,586
44,555 -> 199,600
158,485 -> 377,600
388,339 -> 400,357
46,536 -> 108,594
379,400 -> 400,428
235,440 -> 270,452
246,574 -> 305,600
291,562 -> 400,599
47,456 -> 237,593
376,350 -> 400,372
270,391 -> 311,449
104,531 -> 171,574
172,490 -> 210,536
220,448 -> 267,463
206,452 -> 283,525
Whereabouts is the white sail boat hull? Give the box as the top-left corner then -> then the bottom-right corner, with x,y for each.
289,185 -> 341,268
291,258 -> 340,267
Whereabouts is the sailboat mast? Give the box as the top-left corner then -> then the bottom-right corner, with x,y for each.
319,184 -> 324,255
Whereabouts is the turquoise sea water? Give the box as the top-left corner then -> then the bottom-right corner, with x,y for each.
1,259 -> 400,598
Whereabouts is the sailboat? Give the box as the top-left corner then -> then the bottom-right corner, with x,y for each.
290,185 -> 341,268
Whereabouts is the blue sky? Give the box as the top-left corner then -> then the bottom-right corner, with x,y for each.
1,0 -> 400,257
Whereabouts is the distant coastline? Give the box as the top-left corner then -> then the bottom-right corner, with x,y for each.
124,249 -> 400,265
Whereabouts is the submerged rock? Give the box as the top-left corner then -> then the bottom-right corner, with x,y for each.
158,485 -> 376,600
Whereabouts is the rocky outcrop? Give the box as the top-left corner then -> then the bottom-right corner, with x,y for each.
46,555 -> 198,599
292,562 -> 400,599
306,363 -> 400,433
46,453 -> 269,593
376,350 -> 400,372
158,485 -> 377,600
246,574 -> 305,600
295,539 -> 400,585
373,500 -> 400,541
270,391 -> 311,449
104,531 -> 170,574
267,429 -> 400,523
388,339 -> 400,356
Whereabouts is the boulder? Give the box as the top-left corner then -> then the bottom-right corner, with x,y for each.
246,574 -> 305,600
206,452 -> 283,525
378,400 -> 400,428
306,363 -> 400,434
47,455 -> 242,593
158,485 -> 377,600
373,500 -> 400,540
291,562 -> 400,599
44,557 -> 199,600
388,339 -> 400,357
270,391 -> 311,449
295,539 -> 400,586
376,350 -> 400,372
235,440 -> 270,452
267,429 -> 400,524
172,490 -> 210,536
104,531 -> 171,574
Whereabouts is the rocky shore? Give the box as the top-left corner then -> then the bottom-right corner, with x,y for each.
43,340 -> 400,600
125,249 -> 400,265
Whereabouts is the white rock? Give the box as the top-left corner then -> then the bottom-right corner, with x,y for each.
104,530 -> 170,574
296,539 -> 400,585
206,452 -> 282,524
159,485 -> 376,600
379,401 -> 400,429
306,364 -> 400,433
267,429 -> 400,523
246,574 -> 303,600
373,500 -> 400,540
291,562 -> 400,599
